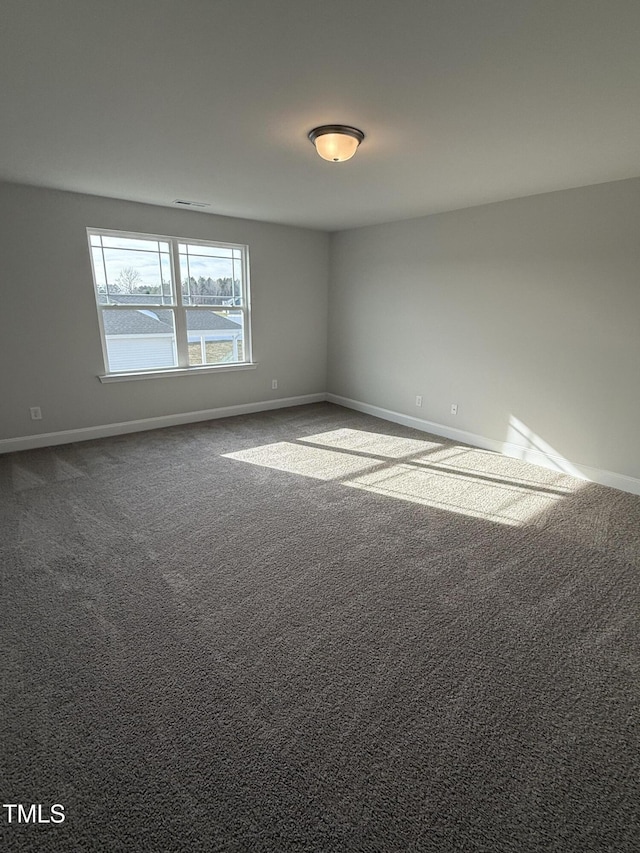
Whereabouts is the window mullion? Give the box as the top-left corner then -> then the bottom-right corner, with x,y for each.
170,239 -> 189,368
242,249 -> 252,363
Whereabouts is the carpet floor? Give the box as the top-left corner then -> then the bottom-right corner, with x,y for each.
1,402 -> 639,852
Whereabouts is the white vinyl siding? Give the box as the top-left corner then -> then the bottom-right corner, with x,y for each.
105,335 -> 176,372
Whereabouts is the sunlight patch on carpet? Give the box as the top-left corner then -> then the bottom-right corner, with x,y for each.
418,446 -> 581,494
223,441 -> 380,480
344,463 -> 575,526
298,428 -> 443,459
223,427 -> 585,525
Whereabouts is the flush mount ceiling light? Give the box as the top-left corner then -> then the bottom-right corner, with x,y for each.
308,124 -> 365,162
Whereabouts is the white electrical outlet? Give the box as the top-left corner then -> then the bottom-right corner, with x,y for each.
30,406 -> 42,420
271,379 -> 278,390
415,395 -> 422,407
450,403 -> 458,415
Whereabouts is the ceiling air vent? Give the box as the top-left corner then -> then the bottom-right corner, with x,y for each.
173,199 -> 211,208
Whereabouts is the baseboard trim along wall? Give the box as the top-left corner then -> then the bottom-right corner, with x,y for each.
4,390 -> 640,497
0,393 -> 326,454
327,393 -> 640,498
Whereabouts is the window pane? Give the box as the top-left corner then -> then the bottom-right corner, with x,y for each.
186,310 -> 244,366
232,258 -> 243,303
90,234 -> 102,247
101,235 -> 161,252
178,255 -> 240,306
91,247 -> 107,292
179,254 -> 192,305
182,243 -> 234,258
102,248 -> 170,297
160,254 -> 173,303
102,308 -> 177,372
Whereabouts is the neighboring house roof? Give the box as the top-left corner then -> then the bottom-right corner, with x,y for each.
102,309 -> 173,335
186,312 -> 242,331
102,308 -> 242,335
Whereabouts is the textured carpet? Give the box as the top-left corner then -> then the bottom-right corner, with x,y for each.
1,402 -> 639,852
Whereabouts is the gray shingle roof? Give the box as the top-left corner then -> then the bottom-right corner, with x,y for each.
102,310 -> 173,335
186,312 -> 242,331
102,309 -> 242,335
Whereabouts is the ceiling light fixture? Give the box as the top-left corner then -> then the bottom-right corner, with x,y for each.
308,124 -> 365,162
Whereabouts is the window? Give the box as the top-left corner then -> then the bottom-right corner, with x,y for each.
87,229 -> 252,378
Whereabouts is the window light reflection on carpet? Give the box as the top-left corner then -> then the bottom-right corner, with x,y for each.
223,427 -> 585,527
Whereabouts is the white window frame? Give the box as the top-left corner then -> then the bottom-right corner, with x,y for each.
87,227 -> 255,382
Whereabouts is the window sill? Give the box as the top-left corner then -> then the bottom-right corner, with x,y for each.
98,362 -> 258,383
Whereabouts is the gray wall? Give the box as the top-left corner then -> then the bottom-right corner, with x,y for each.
0,182 -> 329,440
4,177 -> 640,483
328,178 -> 640,480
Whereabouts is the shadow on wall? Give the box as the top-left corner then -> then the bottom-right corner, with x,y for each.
223,426 -> 587,528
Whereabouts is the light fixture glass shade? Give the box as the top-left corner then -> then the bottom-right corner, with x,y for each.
308,125 -> 364,162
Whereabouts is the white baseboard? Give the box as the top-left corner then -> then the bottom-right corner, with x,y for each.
5,390 -> 640,498
0,393 -> 326,454
327,393 -> 640,497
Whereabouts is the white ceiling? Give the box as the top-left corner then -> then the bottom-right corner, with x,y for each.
2,0 -> 640,231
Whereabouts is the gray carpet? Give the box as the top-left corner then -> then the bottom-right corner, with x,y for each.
1,402 -> 639,852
